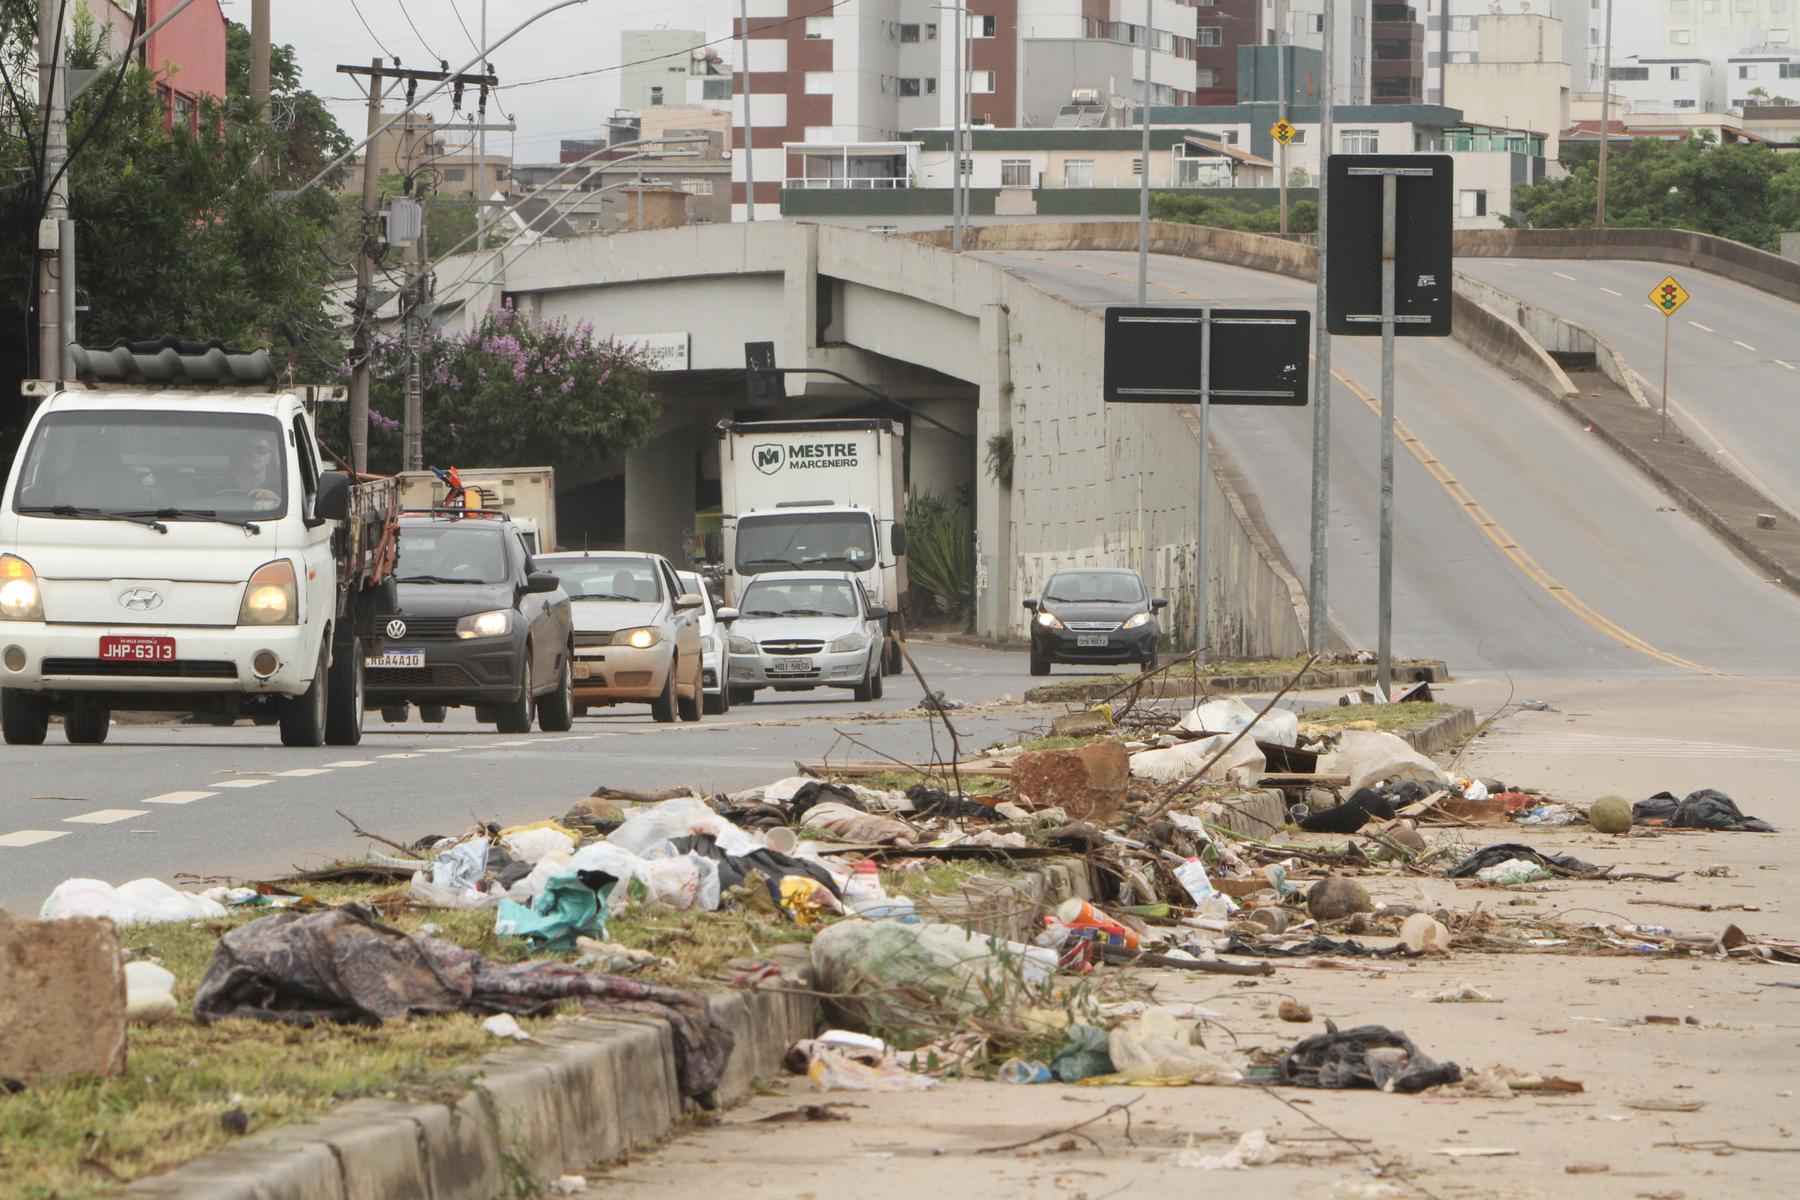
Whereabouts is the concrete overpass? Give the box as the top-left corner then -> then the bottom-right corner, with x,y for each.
433,220 -> 1800,674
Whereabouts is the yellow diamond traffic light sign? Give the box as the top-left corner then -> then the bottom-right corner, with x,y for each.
1650,275 -> 1690,316
1270,118 -> 1296,145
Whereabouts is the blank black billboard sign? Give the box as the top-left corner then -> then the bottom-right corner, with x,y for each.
1324,154 -> 1453,337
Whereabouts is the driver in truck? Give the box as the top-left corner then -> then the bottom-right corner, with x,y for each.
230,432 -> 282,511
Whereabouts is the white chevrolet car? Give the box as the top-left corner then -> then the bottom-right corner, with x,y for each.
726,571 -> 887,704
676,570 -> 738,714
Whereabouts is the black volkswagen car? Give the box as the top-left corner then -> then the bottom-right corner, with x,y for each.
365,512 -> 575,732
1024,568 -> 1166,676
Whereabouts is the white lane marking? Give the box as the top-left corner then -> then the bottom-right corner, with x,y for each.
144,789 -> 217,805
276,768 -> 333,778
1733,339 -> 1756,352
416,747 -> 467,754
0,829 -> 70,848
1599,286 -> 1621,296
214,778 -> 274,789
1688,320 -> 1714,333
379,752 -> 422,760
1777,360 -> 1797,371
488,740 -> 536,747
1644,304 -> 1659,312
1552,270 -> 1577,281
65,808 -> 149,825
325,760 -> 376,768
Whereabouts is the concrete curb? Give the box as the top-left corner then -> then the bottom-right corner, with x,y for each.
1024,659 -> 1452,704
1400,705 -> 1479,758
120,856 -> 1099,1199
125,974 -> 819,1200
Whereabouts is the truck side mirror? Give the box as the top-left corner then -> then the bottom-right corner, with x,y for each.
890,524 -> 907,557
703,531 -> 723,562
316,471 -> 352,522
867,605 -> 888,621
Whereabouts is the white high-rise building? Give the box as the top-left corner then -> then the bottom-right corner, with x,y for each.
1287,0 -> 1375,103
1420,0 -> 1599,106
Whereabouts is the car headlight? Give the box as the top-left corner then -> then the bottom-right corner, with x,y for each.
728,634 -> 757,655
828,631 -> 869,654
1123,611 -> 1153,629
456,609 -> 513,639
1035,610 -> 1064,630
238,560 -> 297,626
0,555 -> 43,621
621,626 -> 661,650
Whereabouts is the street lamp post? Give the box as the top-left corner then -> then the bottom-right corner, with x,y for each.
1596,0 -> 1614,227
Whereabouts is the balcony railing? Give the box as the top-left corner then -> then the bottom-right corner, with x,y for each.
784,175 -> 910,190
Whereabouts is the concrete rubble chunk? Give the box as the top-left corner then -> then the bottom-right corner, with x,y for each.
1307,876 -> 1374,924
1013,742 -> 1130,821
0,915 -> 128,1082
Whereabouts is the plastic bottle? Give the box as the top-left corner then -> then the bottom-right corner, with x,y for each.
1055,898 -> 1141,950
843,861 -> 887,911
998,1058 -> 1054,1084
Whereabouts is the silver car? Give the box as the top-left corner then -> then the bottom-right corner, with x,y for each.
677,569 -> 740,715
535,551 -> 706,724
726,572 -> 887,703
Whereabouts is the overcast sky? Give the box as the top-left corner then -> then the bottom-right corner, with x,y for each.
256,0 -> 726,164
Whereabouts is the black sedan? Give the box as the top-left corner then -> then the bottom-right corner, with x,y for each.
1024,568 -> 1166,676
365,513 -> 575,732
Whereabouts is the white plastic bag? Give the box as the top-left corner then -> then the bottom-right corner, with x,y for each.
502,827 -> 576,865
408,871 -> 502,910
1178,697 -> 1299,748
1130,734 -> 1266,786
40,877 -> 228,925
644,856 -> 702,910
431,839 -> 490,890
1316,730 -> 1450,793
1108,1008 -> 1241,1084
125,960 -> 177,1023
607,796 -> 758,857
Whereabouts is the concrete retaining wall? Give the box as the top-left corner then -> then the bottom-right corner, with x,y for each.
1448,284 -> 1579,402
1454,228 -> 1800,306
1456,273 -> 1652,409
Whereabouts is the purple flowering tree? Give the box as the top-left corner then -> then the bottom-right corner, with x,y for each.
366,308 -> 658,472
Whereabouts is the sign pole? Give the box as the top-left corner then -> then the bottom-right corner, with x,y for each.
1196,309 -> 1212,662
1377,173 -> 1397,702
1660,311 -> 1671,442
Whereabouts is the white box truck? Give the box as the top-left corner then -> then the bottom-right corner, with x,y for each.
717,418 -> 907,673
397,466 -> 557,553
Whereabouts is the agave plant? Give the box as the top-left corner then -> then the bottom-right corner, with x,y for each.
906,492 -> 974,617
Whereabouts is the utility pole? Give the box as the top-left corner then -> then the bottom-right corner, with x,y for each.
1277,0 -> 1288,235
1307,0 -> 1335,652
477,0 -> 490,251
1137,5 -> 1150,302
739,0 -> 755,221
36,0 -> 70,381
1596,0 -> 1614,228
250,0 -> 271,124
952,4 -> 964,251
338,60 -> 500,474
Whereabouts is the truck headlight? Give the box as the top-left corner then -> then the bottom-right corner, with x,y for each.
0,555 -> 43,621
239,560 -> 297,626
1035,611 -> 1064,630
728,634 -> 757,655
456,610 -> 512,639
828,631 -> 869,654
621,626 -> 661,650
1123,611 -> 1153,629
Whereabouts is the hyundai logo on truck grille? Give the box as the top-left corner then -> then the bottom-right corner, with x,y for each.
118,587 -> 163,612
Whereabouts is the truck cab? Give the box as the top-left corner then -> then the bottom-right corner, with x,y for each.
1,344 -> 398,747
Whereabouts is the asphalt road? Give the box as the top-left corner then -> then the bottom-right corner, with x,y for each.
0,642 -> 1073,915
978,249 -> 1800,677
1455,257 -> 1800,520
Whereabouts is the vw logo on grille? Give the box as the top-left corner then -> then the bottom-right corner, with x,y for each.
385,618 -> 407,638
118,587 -> 164,612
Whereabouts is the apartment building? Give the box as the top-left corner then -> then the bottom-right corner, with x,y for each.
1443,14 -> 1573,157
1374,2 -> 1427,101
1422,0 -> 1598,106
730,0 -> 1213,219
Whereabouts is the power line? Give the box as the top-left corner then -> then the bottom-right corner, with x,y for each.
504,0 -> 855,90
396,0 -> 442,64
347,0 -> 398,64
447,0 -> 482,57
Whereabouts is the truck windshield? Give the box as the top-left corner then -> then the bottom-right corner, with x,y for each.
739,578 -> 861,619
11,410 -> 288,521
735,512 -> 877,573
394,526 -> 509,584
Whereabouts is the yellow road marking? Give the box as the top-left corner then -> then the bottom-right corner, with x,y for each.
1327,364 -> 1714,674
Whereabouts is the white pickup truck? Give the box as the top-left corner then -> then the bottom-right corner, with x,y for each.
0,341 -> 402,747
